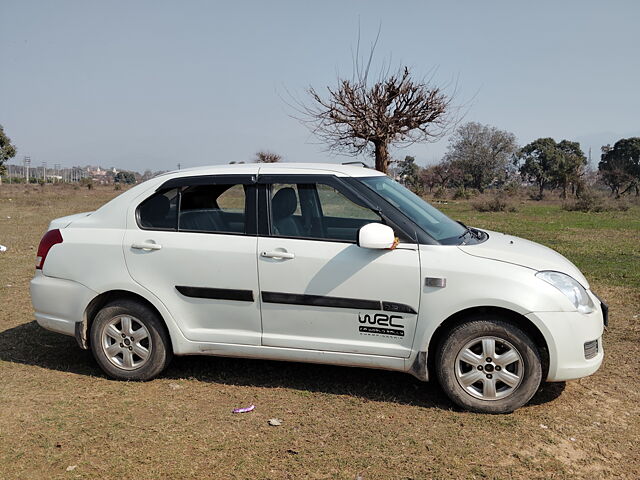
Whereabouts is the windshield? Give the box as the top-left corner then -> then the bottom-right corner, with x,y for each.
359,176 -> 467,244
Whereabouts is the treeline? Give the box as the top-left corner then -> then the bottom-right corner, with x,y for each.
395,122 -> 640,200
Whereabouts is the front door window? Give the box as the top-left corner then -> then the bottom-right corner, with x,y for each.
269,182 -> 382,242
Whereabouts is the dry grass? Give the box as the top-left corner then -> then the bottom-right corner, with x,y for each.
0,184 -> 639,479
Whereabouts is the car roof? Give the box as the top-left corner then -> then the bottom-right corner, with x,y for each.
158,162 -> 386,178
73,162 -> 386,230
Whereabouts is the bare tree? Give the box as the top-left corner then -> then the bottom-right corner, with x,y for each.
430,160 -> 464,189
255,151 -> 282,163
295,40 -> 458,173
419,165 -> 439,192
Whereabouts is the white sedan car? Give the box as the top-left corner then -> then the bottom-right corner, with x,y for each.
30,163 -> 606,413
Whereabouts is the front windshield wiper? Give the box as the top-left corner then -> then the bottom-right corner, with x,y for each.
457,221 -> 480,245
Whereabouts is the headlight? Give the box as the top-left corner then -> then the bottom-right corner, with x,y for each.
536,271 -> 595,313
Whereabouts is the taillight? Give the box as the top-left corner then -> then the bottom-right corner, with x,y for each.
36,229 -> 63,270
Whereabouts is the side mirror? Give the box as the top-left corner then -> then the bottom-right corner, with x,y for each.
357,223 -> 396,249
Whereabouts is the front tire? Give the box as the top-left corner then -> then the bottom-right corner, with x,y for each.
90,299 -> 172,380
436,316 -> 542,413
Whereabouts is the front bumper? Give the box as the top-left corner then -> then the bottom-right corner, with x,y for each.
526,297 -> 605,382
30,271 -> 96,336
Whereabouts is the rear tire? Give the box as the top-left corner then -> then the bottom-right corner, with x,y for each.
436,316 -> 542,413
90,299 -> 172,380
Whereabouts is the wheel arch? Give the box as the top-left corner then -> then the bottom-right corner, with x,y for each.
78,289 -> 173,353
411,306 -> 549,382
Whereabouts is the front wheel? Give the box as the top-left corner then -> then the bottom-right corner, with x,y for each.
90,299 -> 172,380
436,316 -> 542,413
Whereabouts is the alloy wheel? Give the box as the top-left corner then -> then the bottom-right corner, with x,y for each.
100,315 -> 152,370
454,336 -> 524,400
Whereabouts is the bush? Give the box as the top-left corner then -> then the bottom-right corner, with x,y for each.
2,177 -> 26,184
452,187 -> 479,200
616,201 -> 631,211
433,186 -> 447,199
80,178 -> 94,190
500,181 -> 522,197
563,189 -> 630,212
453,187 -> 470,200
528,191 -> 544,201
472,194 -> 517,212
563,189 -> 605,212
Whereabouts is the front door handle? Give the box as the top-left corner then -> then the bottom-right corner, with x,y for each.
131,242 -> 162,251
261,250 -> 295,260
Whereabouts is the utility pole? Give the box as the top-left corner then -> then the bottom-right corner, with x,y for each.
24,156 -> 31,183
42,162 -> 47,182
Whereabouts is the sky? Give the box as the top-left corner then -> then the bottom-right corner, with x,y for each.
1,0 -> 639,172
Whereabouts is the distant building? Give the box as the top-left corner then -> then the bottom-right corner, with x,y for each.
87,166 -> 107,176
87,166 -> 115,184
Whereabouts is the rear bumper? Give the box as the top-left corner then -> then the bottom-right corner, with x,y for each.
30,271 -> 96,337
526,299 -> 605,382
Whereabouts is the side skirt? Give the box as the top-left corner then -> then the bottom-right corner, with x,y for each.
175,342 -> 408,373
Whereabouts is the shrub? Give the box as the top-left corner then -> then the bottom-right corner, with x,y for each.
563,189 -> 606,212
472,193 -> 517,212
501,181 -> 522,197
453,187 -> 470,200
563,189 -> 631,212
616,201 -> 630,212
452,187 -> 480,200
528,191 -> 544,201
80,178 -> 94,190
433,186 -> 447,199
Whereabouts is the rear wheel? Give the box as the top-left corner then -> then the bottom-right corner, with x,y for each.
436,316 -> 542,413
90,299 -> 172,380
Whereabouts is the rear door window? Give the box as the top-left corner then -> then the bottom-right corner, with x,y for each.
179,183 -> 247,234
137,188 -> 179,230
137,176 -> 255,234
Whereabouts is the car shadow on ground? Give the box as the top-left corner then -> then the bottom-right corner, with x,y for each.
0,321 -> 565,410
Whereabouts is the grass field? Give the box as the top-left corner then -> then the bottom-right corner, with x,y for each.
0,184 -> 639,479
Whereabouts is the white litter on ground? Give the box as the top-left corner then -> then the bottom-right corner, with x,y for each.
0,245 -> 7,252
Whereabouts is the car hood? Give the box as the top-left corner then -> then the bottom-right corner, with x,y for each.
458,229 -> 589,289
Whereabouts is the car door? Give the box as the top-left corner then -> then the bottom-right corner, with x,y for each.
256,175 -> 421,358
123,175 -> 262,345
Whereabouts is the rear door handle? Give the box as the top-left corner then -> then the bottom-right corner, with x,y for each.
261,250 -> 295,260
131,242 -> 162,251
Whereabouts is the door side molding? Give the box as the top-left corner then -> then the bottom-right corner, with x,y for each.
176,286 -> 254,302
261,291 -> 416,314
